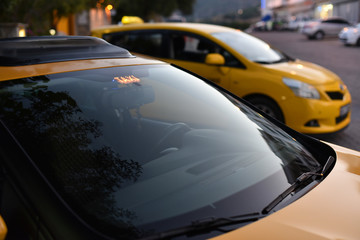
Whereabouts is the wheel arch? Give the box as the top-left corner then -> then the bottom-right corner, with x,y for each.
243,93 -> 285,123
314,30 -> 325,39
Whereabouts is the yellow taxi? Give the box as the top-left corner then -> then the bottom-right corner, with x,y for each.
0,36 -> 359,239
92,23 -> 351,134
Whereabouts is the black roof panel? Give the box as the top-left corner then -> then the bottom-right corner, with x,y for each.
0,36 -> 134,66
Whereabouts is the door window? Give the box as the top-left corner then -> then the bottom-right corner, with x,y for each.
170,32 -> 244,68
104,31 -> 168,58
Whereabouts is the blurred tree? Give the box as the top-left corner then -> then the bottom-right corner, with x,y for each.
0,0 -> 117,35
113,0 -> 195,23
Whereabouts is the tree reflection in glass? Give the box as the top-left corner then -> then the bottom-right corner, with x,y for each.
0,75 -> 143,235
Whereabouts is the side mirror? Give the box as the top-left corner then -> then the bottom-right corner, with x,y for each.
205,53 -> 225,66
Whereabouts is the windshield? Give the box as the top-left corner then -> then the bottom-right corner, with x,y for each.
0,64 -> 322,239
211,31 -> 288,64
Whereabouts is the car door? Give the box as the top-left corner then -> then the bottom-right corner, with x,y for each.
166,31 -> 235,89
104,29 -> 244,90
324,19 -> 349,36
334,19 -> 351,34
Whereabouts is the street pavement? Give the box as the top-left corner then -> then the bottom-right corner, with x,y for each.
250,30 -> 360,151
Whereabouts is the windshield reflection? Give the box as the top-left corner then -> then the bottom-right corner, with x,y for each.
0,65 -> 320,239
211,31 -> 289,64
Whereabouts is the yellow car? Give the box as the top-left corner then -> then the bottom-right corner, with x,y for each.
92,23 -> 351,134
0,36 -> 359,239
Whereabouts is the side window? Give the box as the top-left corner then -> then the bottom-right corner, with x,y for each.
324,19 -> 348,24
169,32 -> 244,68
170,33 -> 216,62
337,19 -> 349,24
103,31 -> 168,58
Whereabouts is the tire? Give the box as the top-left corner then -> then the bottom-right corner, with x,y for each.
314,31 -> 324,40
245,96 -> 285,123
356,38 -> 360,47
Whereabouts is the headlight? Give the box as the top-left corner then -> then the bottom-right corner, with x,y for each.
283,77 -> 320,99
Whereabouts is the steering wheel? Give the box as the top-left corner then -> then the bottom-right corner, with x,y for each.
150,122 -> 191,159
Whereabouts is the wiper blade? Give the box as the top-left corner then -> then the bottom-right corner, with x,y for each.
262,156 -> 335,214
140,212 -> 263,240
254,60 -> 272,64
254,58 -> 287,64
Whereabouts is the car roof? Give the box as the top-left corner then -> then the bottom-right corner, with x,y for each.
0,36 -> 133,66
92,22 -> 237,36
0,36 -> 166,81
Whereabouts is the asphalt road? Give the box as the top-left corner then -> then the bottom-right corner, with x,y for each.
250,30 -> 360,151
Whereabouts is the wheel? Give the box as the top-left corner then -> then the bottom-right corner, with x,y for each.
314,31 -> 324,40
150,122 -> 191,158
245,96 -> 284,123
356,38 -> 360,47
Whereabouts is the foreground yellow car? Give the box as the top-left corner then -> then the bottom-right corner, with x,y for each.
213,142 -> 360,240
92,23 -> 351,134
0,36 -> 359,239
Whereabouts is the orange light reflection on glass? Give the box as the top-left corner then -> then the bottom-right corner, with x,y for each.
114,75 -> 140,84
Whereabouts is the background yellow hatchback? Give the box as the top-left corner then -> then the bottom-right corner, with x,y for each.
92,23 -> 351,134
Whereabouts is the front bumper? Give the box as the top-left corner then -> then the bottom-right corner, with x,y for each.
280,87 -> 351,134
338,31 -> 349,44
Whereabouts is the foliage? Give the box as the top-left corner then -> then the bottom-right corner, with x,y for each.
113,0 -> 195,22
192,0 -> 257,20
203,20 -> 251,31
0,0 -> 114,35
0,0 -> 195,35
0,75 -> 143,235
240,5 -> 261,20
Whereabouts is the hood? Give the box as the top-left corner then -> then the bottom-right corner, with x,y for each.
262,59 -> 341,85
212,143 -> 360,240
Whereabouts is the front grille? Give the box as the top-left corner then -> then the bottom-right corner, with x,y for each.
326,91 -> 344,100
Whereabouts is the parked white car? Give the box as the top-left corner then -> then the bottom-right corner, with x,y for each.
287,17 -> 313,32
339,23 -> 360,46
302,17 -> 351,40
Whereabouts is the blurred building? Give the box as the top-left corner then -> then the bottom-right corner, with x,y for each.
261,0 -> 360,24
0,23 -> 27,38
56,6 -> 113,36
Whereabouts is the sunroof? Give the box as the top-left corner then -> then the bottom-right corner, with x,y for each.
0,36 -> 134,66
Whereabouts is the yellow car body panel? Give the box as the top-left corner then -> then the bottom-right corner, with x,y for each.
92,23 -> 352,134
0,216 -> 7,240
1,36 -> 359,239
0,58 -> 164,81
211,142 -> 360,240
260,60 -> 351,134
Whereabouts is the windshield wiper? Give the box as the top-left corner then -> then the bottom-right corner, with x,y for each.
140,156 -> 335,240
262,156 -> 335,214
254,58 -> 287,64
140,212 -> 263,240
